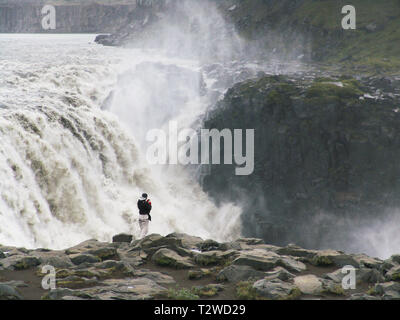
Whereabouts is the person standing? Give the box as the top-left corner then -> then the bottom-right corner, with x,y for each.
137,193 -> 152,238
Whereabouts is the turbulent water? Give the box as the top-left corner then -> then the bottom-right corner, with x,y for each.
0,33 -> 246,249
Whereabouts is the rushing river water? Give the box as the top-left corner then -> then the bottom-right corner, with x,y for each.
0,33 -> 243,249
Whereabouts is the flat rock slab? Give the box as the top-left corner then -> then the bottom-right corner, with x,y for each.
69,254 -> 101,266
312,250 -> 359,267
152,248 -> 194,269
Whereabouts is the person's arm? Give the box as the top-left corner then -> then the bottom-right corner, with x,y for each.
147,200 -> 152,221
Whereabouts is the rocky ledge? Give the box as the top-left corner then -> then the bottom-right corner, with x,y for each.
1,233 -> 399,300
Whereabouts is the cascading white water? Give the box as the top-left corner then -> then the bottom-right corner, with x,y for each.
0,1 -> 246,250
0,28 -> 244,248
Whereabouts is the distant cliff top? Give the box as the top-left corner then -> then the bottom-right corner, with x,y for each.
0,0 -> 138,4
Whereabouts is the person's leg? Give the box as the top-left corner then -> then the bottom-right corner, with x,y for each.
142,219 -> 149,237
139,217 -> 149,238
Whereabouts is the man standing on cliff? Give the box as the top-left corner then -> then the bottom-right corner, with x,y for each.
137,193 -> 152,238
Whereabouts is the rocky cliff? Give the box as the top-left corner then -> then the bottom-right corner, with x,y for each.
1,233 -> 399,300
93,0 -> 400,73
202,74 -> 400,250
0,0 -> 141,33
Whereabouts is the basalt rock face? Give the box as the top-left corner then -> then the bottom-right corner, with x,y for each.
0,1 -> 140,33
202,74 -> 400,248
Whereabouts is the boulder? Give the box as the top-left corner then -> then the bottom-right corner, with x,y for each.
194,250 -> 238,266
253,278 -> 297,300
87,247 -> 119,261
1,255 -> 41,270
277,257 -> 307,273
0,284 -> 23,300
385,266 -> 400,282
69,254 -> 101,266
112,234 -> 133,243
353,254 -> 383,269
165,233 -> 203,249
131,234 -> 191,257
94,260 -> 135,278
32,252 -> 74,269
0,251 -> 5,259
263,267 -> 295,281
64,239 -> 107,255
373,282 -> 400,300
232,251 -> 280,271
197,239 -> 225,252
276,244 -> 317,260
390,255 -> 400,265
294,275 -> 324,295
312,250 -> 359,267
151,248 -> 194,269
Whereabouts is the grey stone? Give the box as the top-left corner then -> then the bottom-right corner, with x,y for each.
294,275 -> 324,295
151,248 -> 194,269
0,284 -> 23,300
276,245 -> 317,260
70,254 -> 101,265
385,265 -> 400,281
232,251 -> 279,271
112,234 -> 133,243
1,255 -> 41,270
253,278 -> 296,300
277,257 -> 307,273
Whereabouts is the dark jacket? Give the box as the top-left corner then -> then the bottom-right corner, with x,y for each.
138,199 -> 152,215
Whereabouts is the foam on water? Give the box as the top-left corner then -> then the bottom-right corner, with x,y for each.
0,33 -> 242,249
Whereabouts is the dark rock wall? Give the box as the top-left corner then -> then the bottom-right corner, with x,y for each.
202,75 -> 400,247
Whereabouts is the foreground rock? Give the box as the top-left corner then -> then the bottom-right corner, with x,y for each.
1,233 -> 399,300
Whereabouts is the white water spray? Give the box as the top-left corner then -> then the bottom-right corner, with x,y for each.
0,0 -> 245,250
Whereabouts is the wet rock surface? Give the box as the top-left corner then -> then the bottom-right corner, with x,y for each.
1,233 -> 399,300
202,74 -> 400,251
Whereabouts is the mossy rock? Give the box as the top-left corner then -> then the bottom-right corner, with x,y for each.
311,255 -> 335,266
87,247 -> 119,261
323,283 -> 347,296
13,257 -> 41,270
282,287 -> 302,300
305,81 -> 363,100
165,287 -> 200,300
236,281 -> 262,300
192,284 -> 221,298
188,269 -> 212,280
152,248 -> 194,269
